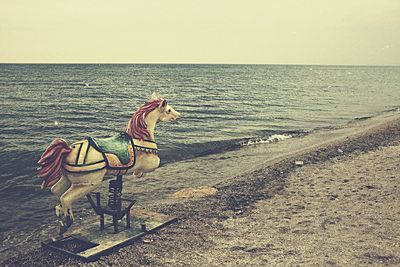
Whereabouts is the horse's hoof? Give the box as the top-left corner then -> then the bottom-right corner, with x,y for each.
55,205 -> 62,217
134,172 -> 144,178
66,215 -> 73,227
58,216 -> 73,235
59,221 -> 68,235
59,226 -> 67,235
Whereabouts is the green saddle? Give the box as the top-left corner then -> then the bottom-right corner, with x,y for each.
89,133 -> 132,165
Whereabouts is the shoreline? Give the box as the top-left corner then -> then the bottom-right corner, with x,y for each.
3,111 -> 400,266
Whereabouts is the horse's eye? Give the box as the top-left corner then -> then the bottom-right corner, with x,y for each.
167,109 -> 171,113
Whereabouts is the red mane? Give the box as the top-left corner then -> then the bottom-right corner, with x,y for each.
126,99 -> 162,140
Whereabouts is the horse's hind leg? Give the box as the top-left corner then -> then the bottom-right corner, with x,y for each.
51,173 -> 71,198
59,169 -> 106,233
51,174 -> 72,217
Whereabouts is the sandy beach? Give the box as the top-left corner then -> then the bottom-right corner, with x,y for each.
3,111 -> 400,266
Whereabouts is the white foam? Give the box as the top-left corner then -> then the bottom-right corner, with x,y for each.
243,134 -> 292,146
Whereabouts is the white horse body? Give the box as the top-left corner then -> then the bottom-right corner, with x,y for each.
38,94 -> 180,232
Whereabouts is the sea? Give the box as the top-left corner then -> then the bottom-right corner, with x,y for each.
0,64 -> 399,260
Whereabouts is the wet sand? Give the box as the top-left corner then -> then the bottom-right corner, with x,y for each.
3,112 -> 400,266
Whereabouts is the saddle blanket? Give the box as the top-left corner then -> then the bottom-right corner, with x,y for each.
63,133 -> 136,175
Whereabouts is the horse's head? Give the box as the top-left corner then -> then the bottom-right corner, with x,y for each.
126,93 -> 181,141
157,99 -> 181,122
150,92 -> 180,122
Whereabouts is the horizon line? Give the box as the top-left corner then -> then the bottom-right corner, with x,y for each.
0,62 -> 399,67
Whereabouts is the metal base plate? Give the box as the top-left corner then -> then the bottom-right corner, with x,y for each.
42,209 -> 177,262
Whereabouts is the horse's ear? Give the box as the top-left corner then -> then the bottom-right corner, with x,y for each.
151,92 -> 160,100
158,99 -> 167,111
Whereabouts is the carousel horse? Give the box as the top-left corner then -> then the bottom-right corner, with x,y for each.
38,93 -> 180,233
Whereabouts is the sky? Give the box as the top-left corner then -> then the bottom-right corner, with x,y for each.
0,0 -> 399,65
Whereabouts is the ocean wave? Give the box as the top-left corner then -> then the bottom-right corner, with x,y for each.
382,106 -> 400,113
241,134 -> 293,146
159,131 -> 305,164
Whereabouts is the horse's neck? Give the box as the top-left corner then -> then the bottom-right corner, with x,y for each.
144,109 -> 159,142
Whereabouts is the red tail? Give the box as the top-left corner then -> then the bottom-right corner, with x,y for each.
38,138 -> 72,189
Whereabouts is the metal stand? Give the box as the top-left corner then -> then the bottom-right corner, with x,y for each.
86,175 -> 135,233
43,175 -> 177,261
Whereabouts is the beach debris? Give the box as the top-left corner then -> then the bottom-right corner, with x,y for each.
327,194 -> 339,201
295,161 -> 304,166
365,184 -> 379,190
169,186 -> 218,199
142,237 -> 154,244
234,210 -> 243,216
337,148 -> 344,154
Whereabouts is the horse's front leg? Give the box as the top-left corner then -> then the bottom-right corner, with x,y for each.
136,155 -> 160,174
133,171 -> 145,178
